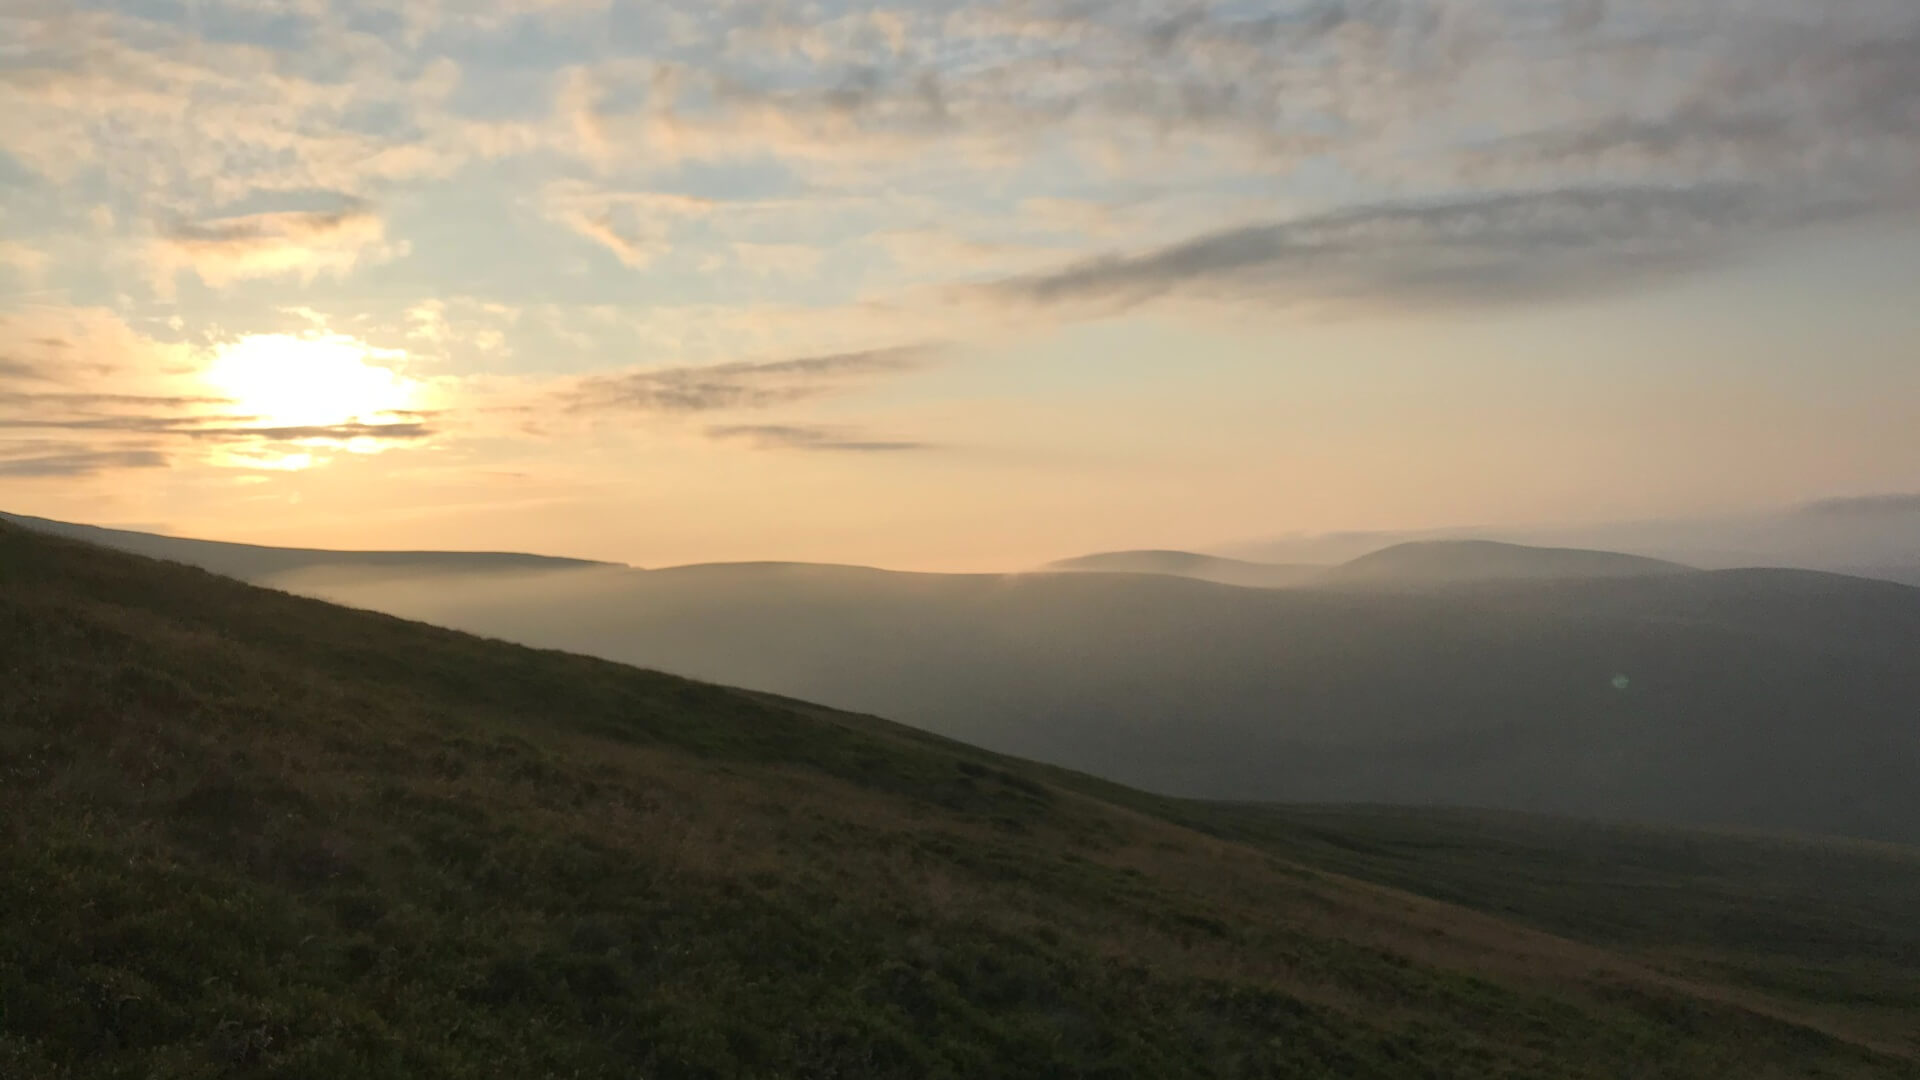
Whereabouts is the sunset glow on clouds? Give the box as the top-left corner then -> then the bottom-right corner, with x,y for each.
2,0 -> 1917,566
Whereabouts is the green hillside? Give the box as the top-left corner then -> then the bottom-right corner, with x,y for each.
3,522 -> 1917,1078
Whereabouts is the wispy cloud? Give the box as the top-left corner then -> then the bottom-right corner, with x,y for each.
0,446 -> 168,478
1801,493 -> 1920,518
540,183 -> 720,268
981,184 -> 1864,313
706,424 -> 929,452
8,0 -> 1915,323
0,415 -> 433,442
565,346 -> 934,414
0,241 -> 49,275
3,0 -> 1917,510
151,204 -> 401,288
0,391 -> 231,409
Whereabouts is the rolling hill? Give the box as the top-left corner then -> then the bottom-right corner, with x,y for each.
10,514 -> 1919,845
4,519 -> 1919,1077
1318,539 -> 1692,586
0,511 -> 616,580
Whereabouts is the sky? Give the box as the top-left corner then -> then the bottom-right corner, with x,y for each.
1,0 -> 1917,570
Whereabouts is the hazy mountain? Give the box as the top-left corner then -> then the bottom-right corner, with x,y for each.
12,512 -> 1918,844
1041,540 -> 1685,589
1840,565 -> 1920,587
1041,549 -> 1322,588
1223,494 -> 1920,585
272,561 -> 1920,846
8,518 -> 1920,1077
1320,539 -> 1692,586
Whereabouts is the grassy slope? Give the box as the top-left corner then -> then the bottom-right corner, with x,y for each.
1179,805 -> 1920,1056
2,523 -> 1917,1079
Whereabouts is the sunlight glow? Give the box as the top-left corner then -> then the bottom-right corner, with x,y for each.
197,333 -> 425,471
212,448 -> 317,472
203,333 -> 419,429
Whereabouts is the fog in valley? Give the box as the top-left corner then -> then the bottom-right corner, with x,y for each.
15,506 -> 1919,845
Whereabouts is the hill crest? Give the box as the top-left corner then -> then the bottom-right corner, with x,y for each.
1324,538 -> 1693,585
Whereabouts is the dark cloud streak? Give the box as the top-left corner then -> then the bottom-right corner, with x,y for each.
0,391 -> 233,408
567,346 -> 934,414
0,448 -> 169,477
1801,494 -> 1920,518
706,424 -> 929,452
0,357 -> 48,381
166,202 -> 377,251
0,416 -> 432,442
983,184 -> 1872,312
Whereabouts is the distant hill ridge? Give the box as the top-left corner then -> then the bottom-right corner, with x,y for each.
1044,540 -> 1694,589
1323,539 -> 1693,585
1042,549 -> 1321,588
0,510 -> 618,579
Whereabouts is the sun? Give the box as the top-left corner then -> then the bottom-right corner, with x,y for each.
202,333 -> 420,429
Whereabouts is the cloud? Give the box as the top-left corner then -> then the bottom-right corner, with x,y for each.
151,204 -> 401,288
0,391 -> 231,409
8,0 -> 1917,355
731,243 -> 825,280
0,241 -> 49,274
0,8 -> 532,211
0,358 -> 47,381
1800,493 -> 1920,518
705,424 -> 928,452
540,182 -> 722,268
500,1 -> 1920,333
0,415 -> 433,443
981,184 -> 1863,313
566,345 -> 933,413
0,446 -> 168,478
1455,28 -> 1920,189
190,422 -> 434,442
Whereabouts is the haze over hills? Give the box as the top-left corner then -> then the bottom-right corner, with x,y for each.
1221,495 -> 1920,585
7,519 -> 1920,1077
1319,540 -> 1692,587
1042,541 -> 1690,590
1041,550 -> 1322,588
17,512 -> 1919,846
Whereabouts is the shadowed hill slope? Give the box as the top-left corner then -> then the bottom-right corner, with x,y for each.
5,522 -> 1920,1078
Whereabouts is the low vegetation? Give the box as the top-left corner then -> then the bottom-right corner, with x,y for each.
3,522 -> 1917,1078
